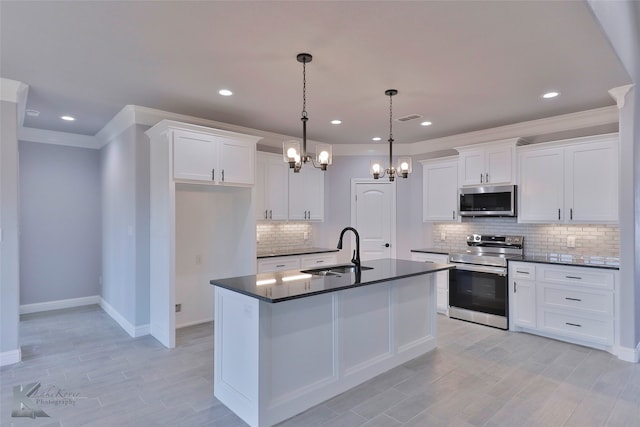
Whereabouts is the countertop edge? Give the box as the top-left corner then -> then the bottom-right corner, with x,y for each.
257,248 -> 339,259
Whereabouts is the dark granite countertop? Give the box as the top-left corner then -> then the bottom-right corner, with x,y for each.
513,254 -> 620,270
257,247 -> 339,259
410,248 -> 451,256
211,258 -> 454,303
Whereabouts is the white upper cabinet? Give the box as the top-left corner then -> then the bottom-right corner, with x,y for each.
564,139 -> 619,223
255,152 -> 289,221
456,139 -> 520,186
170,122 -> 260,186
420,157 -> 459,222
289,166 -> 324,221
518,134 -> 619,224
518,146 -> 565,222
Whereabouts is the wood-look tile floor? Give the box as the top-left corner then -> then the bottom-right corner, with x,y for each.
2,305 -> 639,426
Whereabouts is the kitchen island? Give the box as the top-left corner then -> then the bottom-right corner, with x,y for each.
210,258 -> 453,427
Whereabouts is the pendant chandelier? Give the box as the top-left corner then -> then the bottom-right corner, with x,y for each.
283,53 -> 332,172
370,89 -> 412,181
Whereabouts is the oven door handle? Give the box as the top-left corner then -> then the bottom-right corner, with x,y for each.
453,263 -> 507,276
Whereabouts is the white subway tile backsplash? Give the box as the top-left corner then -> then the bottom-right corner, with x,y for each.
256,222 -> 314,254
431,218 -> 619,257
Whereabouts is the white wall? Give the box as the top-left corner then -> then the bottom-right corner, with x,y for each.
0,97 -> 21,363
100,124 -> 150,330
18,141 -> 101,305
589,0 -> 640,353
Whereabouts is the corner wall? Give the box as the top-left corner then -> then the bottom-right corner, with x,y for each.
100,124 -> 150,335
0,98 -> 21,365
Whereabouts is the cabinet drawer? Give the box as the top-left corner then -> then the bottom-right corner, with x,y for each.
538,309 -> 613,346
411,253 -> 449,264
539,285 -> 613,316
257,257 -> 301,273
538,265 -> 614,290
300,254 -> 338,268
510,263 -> 536,280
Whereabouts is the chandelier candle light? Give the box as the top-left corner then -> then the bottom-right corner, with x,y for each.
283,53 -> 332,172
370,89 -> 412,181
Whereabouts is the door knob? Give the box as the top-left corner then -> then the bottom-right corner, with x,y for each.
384,243 -> 390,247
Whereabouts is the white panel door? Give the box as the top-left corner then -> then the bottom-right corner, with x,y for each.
355,182 -> 393,261
173,130 -> 217,181
218,137 -> 255,185
485,145 -> 513,185
458,149 -> 485,186
565,139 -> 619,223
518,147 -> 564,223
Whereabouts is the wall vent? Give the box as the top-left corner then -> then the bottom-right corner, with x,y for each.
395,114 -> 423,122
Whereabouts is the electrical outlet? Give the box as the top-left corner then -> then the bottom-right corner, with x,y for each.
440,232 -> 446,241
567,236 -> 576,248
175,304 -> 182,312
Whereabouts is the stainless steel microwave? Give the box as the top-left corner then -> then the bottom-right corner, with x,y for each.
459,185 -> 516,217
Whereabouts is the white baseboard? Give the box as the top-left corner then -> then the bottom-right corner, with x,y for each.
615,343 -> 640,363
0,348 -> 21,366
99,298 -> 150,338
20,295 -> 101,314
176,317 -> 214,329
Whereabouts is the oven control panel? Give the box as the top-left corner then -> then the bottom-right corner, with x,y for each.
467,234 -> 523,247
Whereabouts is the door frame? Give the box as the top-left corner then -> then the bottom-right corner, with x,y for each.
350,179 -> 397,259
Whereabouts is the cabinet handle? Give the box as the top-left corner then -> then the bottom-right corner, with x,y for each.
516,270 -> 529,275
480,173 -> 483,183
308,210 -> 311,219
212,168 -> 215,181
565,297 -> 582,302
452,210 -> 455,220
514,281 -> 517,293
316,260 -> 324,263
222,169 -> 225,182
269,210 -> 273,219
566,322 -> 582,328
570,208 -> 573,220
276,264 -> 285,268
265,209 -> 268,219
566,276 -> 582,280
558,208 -> 561,220
485,173 -> 489,183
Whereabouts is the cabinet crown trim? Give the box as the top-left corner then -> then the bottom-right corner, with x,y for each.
454,137 -> 526,153
419,155 -> 459,165
517,132 -> 619,152
146,119 -> 263,143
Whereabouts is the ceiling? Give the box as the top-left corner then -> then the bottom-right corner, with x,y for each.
0,1 -> 631,146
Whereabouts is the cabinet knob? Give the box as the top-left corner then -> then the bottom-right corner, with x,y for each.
384,243 -> 390,247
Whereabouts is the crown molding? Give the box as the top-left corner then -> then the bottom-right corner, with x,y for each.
1,78 -> 28,127
96,104 -> 309,149
333,105 -> 618,157
18,127 -> 101,149
608,84 -> 634,109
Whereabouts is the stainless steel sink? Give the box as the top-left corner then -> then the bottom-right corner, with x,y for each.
301,264 -> 373,276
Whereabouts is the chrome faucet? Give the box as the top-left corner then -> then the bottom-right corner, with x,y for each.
337,227 -> 361,268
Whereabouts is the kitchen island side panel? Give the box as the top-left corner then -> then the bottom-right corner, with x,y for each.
214,273 -> 437,427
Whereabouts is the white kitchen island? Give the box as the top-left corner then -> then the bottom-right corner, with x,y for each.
210,258 -> 453,427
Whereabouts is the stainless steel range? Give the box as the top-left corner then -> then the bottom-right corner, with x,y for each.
448,234 -> 524,330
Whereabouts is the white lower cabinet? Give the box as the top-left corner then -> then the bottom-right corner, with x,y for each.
411,252 -> 449,314
509,261 -> 617,351
257,252 -> 338,274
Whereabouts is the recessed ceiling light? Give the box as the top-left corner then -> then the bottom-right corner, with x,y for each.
218,89 -> 233,96
330,119 -> 342,125
421,121 -> 432,126
372,137 -> 382,142
60,115 -> 75,121
542,91 -> 560,99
